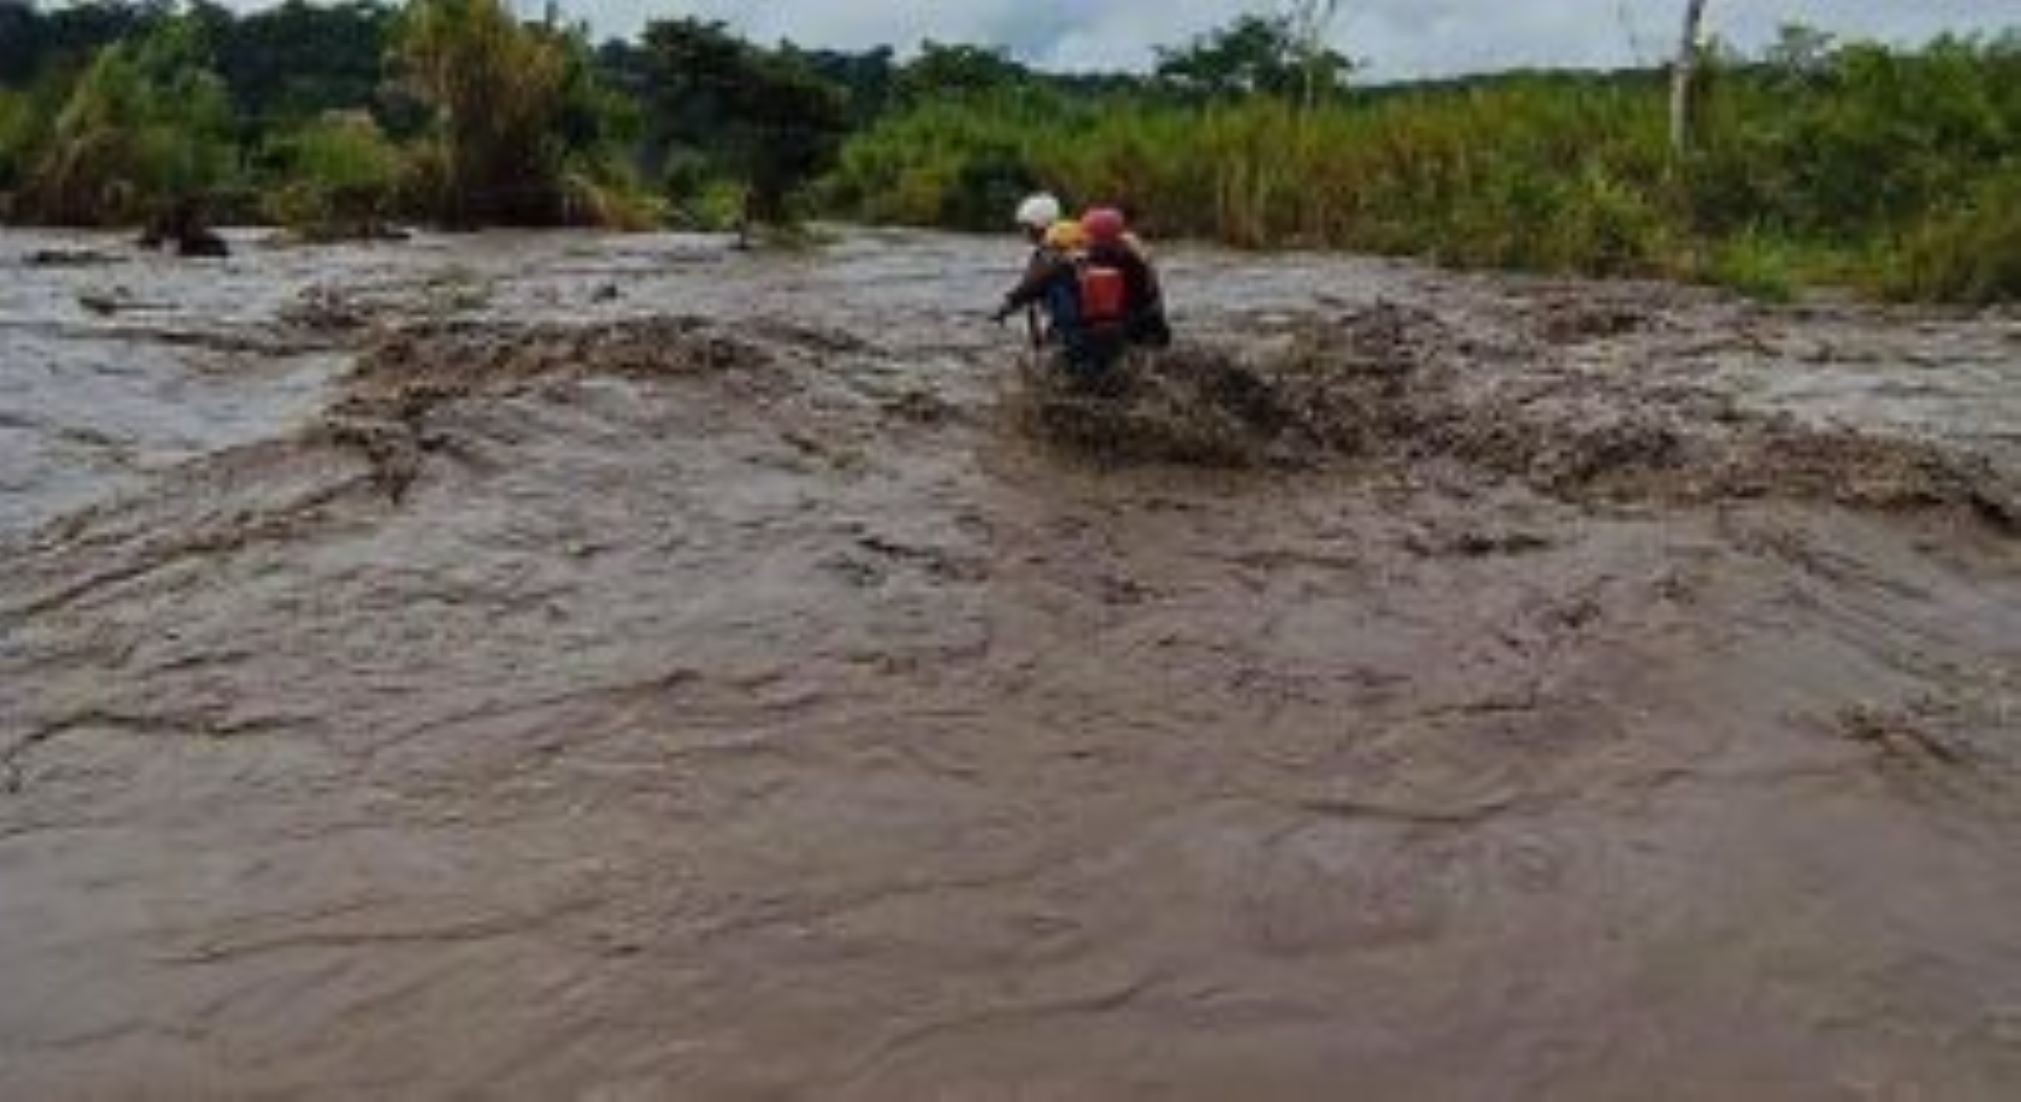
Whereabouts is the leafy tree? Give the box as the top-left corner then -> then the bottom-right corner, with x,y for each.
1,1 -> 176,87
0,1 -> 39,85
199,0 -> 396,125
894,42 -> 1028,104
636,18 -> 848,226
636,18 -> 750,159
730,48 -> 848,224
1763,23 -> 1837,88
1155,12 -> 1349,102
803,45 -> 895,126
1286,0 -> 1347,108
23,14 -> 236,224
392,0 -> 572,224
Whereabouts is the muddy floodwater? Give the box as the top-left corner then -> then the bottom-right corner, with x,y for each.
3,228 -> 2019,1099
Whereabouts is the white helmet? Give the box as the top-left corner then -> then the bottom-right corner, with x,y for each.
1014,193 -> 1062,231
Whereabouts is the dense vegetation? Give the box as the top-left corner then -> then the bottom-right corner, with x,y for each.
828,25 -> 2021,303
2,1 -> 2016,302
0,0 -> 850,233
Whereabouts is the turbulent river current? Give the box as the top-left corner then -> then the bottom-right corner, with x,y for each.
2,228 -> 2019,1098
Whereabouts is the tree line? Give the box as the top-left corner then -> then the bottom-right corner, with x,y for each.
0,0 -> 1358,235
2,1 -> 2015,301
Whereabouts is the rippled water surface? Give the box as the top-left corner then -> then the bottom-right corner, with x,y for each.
2,228 -> 2018,1099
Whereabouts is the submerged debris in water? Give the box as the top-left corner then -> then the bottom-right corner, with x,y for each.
1016,303 -> 2020,527
281,286 -> 374,332
323,317 -> 777,499
25,247 -> 121,268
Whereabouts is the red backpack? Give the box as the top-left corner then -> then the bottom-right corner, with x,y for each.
1078,262 -> 1127,325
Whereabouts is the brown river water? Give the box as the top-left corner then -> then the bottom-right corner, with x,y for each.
2,228 -> 2019,1099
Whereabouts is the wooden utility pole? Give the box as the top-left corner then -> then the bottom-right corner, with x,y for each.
1670,0 -> 1710,156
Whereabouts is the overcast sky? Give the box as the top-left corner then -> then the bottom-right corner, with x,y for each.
547,1 -> 2017,81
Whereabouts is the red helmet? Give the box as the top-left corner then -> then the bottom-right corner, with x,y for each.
1083,207 -> 1126,244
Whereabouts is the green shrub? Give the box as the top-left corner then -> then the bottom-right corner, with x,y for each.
393,0 -> 650,228
1707,228 -> 1799,302
21,18 -> 238,225
392,0 -> 571,225
560,162 -> 663,231
1887,166 -> 2021,303
825,92 -> 1076,229
630,18 -> 851,230
262,111 -> 401,235
683,178 -> 746,231
1689,34 -> 2020,240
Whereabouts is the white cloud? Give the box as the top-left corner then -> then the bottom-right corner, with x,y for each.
535,0 -> 2015,80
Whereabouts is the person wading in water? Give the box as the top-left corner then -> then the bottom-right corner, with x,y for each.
993,198 -> 1171,380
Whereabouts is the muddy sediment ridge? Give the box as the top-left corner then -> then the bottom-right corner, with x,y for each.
1024,302 -> 2019,527
272,299 -> 2021,527
324,317 -> 783,501
3,230 -> 2020,1098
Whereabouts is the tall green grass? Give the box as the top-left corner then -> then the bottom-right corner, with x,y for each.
392,0 -> 653,228
392,0 -> 576,226
833,85 -> 1684,270
1886,166 -> 2021,304
823,90 -> 1089,229
826,35 -> 2021,303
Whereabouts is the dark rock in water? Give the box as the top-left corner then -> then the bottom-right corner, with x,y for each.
883,388 -> 955,425
76,291 -> 124,316
1534,295 -> 1656,344
176,229 -> 230,259
138,198 -> 230,258
25,248 -> 120,268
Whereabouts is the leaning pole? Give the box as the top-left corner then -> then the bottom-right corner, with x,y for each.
1670,0 -> 1711,156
